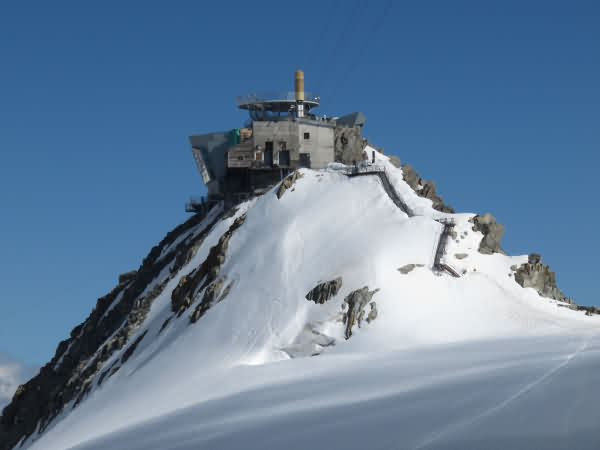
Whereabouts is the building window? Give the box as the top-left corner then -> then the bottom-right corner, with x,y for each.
279,141 -> 287,150
304,132 -> 310,140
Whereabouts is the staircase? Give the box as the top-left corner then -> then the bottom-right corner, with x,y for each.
345,166 -> 460,278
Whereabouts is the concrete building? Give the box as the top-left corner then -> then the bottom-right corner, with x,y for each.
188,70 -> 367,211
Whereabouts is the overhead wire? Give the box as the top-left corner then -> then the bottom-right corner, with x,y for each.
313,0 -> 366,103
328,0 -> 394,106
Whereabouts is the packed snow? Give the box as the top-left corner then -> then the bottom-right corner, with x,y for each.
20,148 -> 600,449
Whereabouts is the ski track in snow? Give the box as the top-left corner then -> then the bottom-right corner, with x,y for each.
412,333 -> 593,449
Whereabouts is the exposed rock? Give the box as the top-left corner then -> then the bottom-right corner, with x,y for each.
455,253 -> 468,260
97,368 -> 110,387
276,171 -> 304,199
398,264 -> 424,274
528,253 -> 542,264
514,254 -> 573,304
159,316 -> 172,333
171,214 -> 246,315
334,126 -> 367,164
469,213 -> 506,255
510,264 -> 518,271
342,287 -> 380,339
0,211 -> 223,450
118,270 -> 137,285
305,277 -> 343,304
189,277 -> 226,323
120,330 -> 148,364
366,302 -> 378,323
401,164 -> 455,213
576,305 -> 600,316
388,155 -> 401,168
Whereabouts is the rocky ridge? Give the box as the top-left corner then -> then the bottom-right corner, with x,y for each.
0,209 -> 224,450
387,158 -> 455,213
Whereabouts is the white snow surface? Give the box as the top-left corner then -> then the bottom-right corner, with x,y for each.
22,149 -> 600,450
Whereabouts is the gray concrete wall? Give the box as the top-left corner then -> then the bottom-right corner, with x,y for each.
253,121 -> 333,169
252,121 -> 300,166
298,123 -> 334,169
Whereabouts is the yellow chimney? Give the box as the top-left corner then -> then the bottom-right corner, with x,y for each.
295,69 -> 305,101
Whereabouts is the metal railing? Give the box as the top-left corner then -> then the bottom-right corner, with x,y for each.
432,219 -> 460,278
236,91 -> 320,106
344,164 -> 413,216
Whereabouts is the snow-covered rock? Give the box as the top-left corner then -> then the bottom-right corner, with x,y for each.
2,148 -> 599,450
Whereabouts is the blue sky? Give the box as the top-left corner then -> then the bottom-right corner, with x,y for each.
0,1 -> 598,366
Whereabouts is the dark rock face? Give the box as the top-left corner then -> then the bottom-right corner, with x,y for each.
120,330 -> 148,364
513,253 -> 573,304
276,171 -> 304,199
171,214 -> 246,316
334,126 -> 367,164
118,270 -> 138,284
401,164 -> 455,213
342,287 -> 379,339
189,277 -> 227,323
469,213 -> 505,255
305,278 -> 343,304
0,210 -> 223,450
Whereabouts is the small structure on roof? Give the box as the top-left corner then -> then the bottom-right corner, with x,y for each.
187,70 -> 369,212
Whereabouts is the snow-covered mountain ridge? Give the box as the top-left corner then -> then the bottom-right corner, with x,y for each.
1,148 -> 598,450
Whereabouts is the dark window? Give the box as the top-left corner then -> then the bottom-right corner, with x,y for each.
299,153 -> 311,168
265,141 -> 274,152
279,150 -> 290,166
279,141 -> 287,150
304,132 -> 310,140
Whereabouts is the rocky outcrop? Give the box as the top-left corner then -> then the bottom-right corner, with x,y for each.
171,214 -> 246,315
401,164 -> 455,213
334,126 -> 367,164
0,210 -> 223,450
276,171 -> 304,199
305,277 -> 343,304
366,302 -> 378,323
342,287 -> 379,339
120,330 -> 148,364
513,253 -> 573,304
469,213 -> 505,255
189,277 -> 227,323
454,253 -> 468,260
398,264 -> 424,274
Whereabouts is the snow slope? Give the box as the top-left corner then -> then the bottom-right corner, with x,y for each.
19,148 -> 600,450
